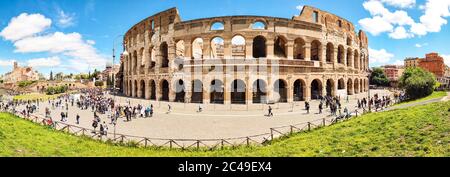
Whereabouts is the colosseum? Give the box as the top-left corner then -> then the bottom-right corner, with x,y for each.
117,6 -> 370,107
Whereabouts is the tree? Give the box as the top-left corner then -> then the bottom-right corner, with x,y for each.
370,67 -> 390,86
399,67 -> 437,100
49,71 -> 53,81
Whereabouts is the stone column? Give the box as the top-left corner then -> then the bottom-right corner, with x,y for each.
223,39 -> 232,59
305,85 -> 311,101
245,40 -> 253,59
203,39 -> 211,59
287,82 -> 294,103
304,43 -> 311,61
203,84 -> 210,104
224,78 -> 231,105
168,43 -> 176,72
287,40 -> 294,60
333,48 -> 338,66
266,40 -> 274,59
343,47 -> 347,67
145,80 -> 151,99
321,46 -> 327,64
185,39 -> 192,60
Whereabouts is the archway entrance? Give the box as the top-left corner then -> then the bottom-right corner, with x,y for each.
253,36 -> 266,58
150,80 -> 156,100
134,80 -> 138,98
311,79 -> 322,100
293,79 -> 305,101
274,79 -> 287,103
140,80 -> 145,99
347,79 -> 353,95
174,80 -> 185,102
326,79 -> 334,97
253,79 -> 267,104
191,80 -> 203,103
161,80 -> 169,101
210,80 -> 224,104
231,79 -> 246,104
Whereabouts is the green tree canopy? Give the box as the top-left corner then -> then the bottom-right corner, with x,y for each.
370,67 -> 389,86
399,67 -> 437,100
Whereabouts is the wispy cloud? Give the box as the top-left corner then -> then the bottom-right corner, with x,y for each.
57,10 -> 75,28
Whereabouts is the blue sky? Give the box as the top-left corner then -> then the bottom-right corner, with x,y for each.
0,0 -> 449,76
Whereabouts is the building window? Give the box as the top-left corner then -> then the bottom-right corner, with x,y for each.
338,20 -> 342,28
313,11 -> 319,23
211,22 -> 224,30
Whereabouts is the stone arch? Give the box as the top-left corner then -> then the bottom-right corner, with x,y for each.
326,43 -> 334,63
160,79 -> 169,101
253,79 -> 267,104
360,78 -> 363,93
174,79 -> 186,102
354,78 -> 360,94
347,48 -> 353,67
211,37 -> 224,59
140,80 -> 145,99
347,78 -> 354,95
175,40 -> 185,59
354,50 -> 359,70
347,37 -> 352,46
274,79 -> 288,103
231,35 -> 246,59
338,78 -> 345,90
139,47 -> 145,67
293,79 -> 306,101
134,80 -> 138,97
252,21 -> 267,30
128,80 -> 132,96
133,50 -> 138,74
231,79 -> 246,104
326,79 -> 335,97
160,42 -> 169,68
311,40 -> 321,61
210,79 -> 224,104
192,38 -> 204,59
294,38 -> 305,60
211,21 -> 225,30
274,35 -> 288,58
311,79 -> 323,100
253,35 -> 267,58
337,45 -> 344,64
191,79 -> 203,103
149,80 -> 156,100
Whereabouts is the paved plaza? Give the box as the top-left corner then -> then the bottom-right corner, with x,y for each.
17,90 -> 393,141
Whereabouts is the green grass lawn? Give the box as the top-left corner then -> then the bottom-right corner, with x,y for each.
1,101 -> 449,157
396,91 -> 448,106
12,92 -> 75,101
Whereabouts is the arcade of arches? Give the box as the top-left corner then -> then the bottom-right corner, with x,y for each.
124,77 -> 369,104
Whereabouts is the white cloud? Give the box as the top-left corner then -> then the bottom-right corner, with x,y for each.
0,13 -> 52,41
359,0 -> 450,39
381,0 -> 416,8
392,60 -> 404,65
415,43 -> 428,48
369,48 -> 395,64
296,5 -> 304,11
442,54 -> 450,67
389,26 -> 413,39
0,59 -> 15,67
27,56 -> 61,68
86,40 -> 95,45
57,10 -> 75,28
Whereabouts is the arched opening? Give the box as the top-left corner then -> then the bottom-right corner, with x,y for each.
252,21 -> 266,30
274,79 -> 287,103
360,79 -> 363,93
149,80 -> 156,100
160,42 -> 169,68
337,45 -> 344,64
354,79 -> 360,94
139,47 -> 145,72
294,38 -> 305,60
140,80 -> 145,99
326,43 -> 334,63
149,47 -> 156,68
175,40 -> 185,59
231,35 -> 246,59
128,80 -> 132,96
134,80 -> 138,97
231,79 -> 246,104
211,37 -> 224,59
347,79 -> 353,95
338,79 -> 345,90
347,48 -> 352,67
161,80 -> 169,101
192,38 -> 204,59
191,80 -> 203,103
274,36 -> 287,58
133,51 -> 138,74
326,79 -> 334,97
253,79 -> 267,104
347,37 -> 352,46
211,22 -> 224,30
311,40 -> 321,61
253,36 -> 266,58
174,79 -> 185,102
293,79 -> 305,101
210,80 -> 224,104
354,50 -> 359,70
311,79 -> 323,100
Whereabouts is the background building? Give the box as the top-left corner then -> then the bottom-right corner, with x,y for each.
380,65 -> 404,87
404,52 -> 449,89
2,62 -> 39,84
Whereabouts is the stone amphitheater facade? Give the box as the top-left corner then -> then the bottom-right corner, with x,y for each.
117,6 -> 370,105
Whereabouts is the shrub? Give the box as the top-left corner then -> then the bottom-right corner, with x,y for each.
95,81 -> 104,87
45,85 -> 69,95
399,67 -> 436,100
370,67 -> 389,86
18,80 -> 37,88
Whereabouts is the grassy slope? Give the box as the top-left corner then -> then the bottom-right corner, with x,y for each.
396,91 -> 447,106
1,101 -> 449,157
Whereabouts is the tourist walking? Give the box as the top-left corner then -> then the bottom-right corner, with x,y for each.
76,114 -> 80,124
268,106 -> 273,117
319,101 -> 323,114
